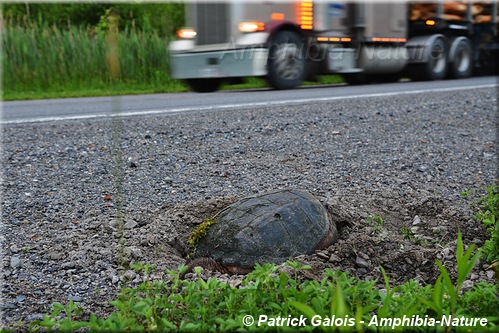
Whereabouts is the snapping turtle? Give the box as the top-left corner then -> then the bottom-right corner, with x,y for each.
183,189 -> 337,276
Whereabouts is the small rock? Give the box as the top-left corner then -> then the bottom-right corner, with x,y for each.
27,314 -> 44,321
10,256 -> 22,269
67,295 -> 83,302
461,280 -> 474,291
355,256 -> 370,269
61,262 -> 76,269
124,219 -> 138,229
47,251 -> 64,261
358,252 -> 370,261
120,270 -> 137,282
111,275 -> 120,284
417,166 -> 427,172
317,252 -> 329,261
100,248 -> 112,257
15,295 -> 26,303
10,245 -> 20,254
412,215 -> 421,226
125,246 -> 142,259
329,254 -> 341,263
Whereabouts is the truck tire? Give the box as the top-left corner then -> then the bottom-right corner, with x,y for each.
186,78 -> 222,93
267,30 -> 306,90
410,36 -> 449,81
448,37 -> 472,79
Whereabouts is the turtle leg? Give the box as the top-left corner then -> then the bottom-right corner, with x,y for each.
180,258 -> 252,279
317,220 -> 338,250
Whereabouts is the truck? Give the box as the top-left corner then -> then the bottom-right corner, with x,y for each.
168,1 -> 499,92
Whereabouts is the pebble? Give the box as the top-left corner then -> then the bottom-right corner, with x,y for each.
355,256 -> 370,269
329,254 -> 341,263
10,256 -> 22,269
67,295 -> 83,302
10,245 -> 20,254
317,252 -> 330,261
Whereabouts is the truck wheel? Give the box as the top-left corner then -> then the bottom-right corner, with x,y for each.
186,78 -> 222,93
448,37 -> 472,79
410,36 -> 449,81
267,31 -> 306,90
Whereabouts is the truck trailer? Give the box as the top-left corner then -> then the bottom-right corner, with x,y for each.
169,1 -> 499,92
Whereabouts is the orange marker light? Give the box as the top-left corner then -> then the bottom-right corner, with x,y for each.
271,12 -> 285,21
426,19 -> 436,26
299,0 -> 314,30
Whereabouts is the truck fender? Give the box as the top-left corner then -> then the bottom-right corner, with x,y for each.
406,34 -> 448,64
236,21 -> 303,48
264,21 -> 304,44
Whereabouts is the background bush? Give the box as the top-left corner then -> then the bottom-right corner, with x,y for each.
2,3 -> 185,99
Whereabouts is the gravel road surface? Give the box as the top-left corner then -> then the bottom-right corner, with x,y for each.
1,86 -> 497,328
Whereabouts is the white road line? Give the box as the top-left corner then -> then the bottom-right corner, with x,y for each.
2,83 -> 496,125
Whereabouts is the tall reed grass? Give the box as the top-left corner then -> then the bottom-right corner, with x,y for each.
3,18 -> 182,99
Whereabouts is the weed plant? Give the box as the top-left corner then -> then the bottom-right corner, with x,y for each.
29,232 -> 499,332
475,186 -> 499,264
3,17 -> 184,100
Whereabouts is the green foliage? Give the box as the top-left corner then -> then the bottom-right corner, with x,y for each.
418,230 -> 482,319
367,214 -> 384,226
2,3 -> 185,37
400,227 -> 414,240
3,17 -> 182,100
2,3 -> 187,100
29,234 -> 499,332
475,186 -> 499,263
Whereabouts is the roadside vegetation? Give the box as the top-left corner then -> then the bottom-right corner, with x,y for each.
24,187 -> 499,332
2,3 -> 187,100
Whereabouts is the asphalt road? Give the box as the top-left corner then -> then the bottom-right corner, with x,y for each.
2,76 -> 497,124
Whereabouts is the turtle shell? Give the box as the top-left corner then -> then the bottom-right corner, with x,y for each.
193,189 -> 335,268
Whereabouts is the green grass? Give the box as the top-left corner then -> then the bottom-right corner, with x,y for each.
475,186 -> 499,264
3,19 -> 344,101
3,19 -> 185,101
26,230 -> 499,332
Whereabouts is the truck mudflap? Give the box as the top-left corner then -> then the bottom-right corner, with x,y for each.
170,47 -> 268,79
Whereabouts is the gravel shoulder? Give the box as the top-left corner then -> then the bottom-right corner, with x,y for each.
1,87 -> 498,327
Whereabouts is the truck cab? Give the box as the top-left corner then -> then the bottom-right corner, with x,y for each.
169,1 -> 498,92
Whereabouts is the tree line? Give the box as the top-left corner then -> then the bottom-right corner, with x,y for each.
3,3 -> 185,37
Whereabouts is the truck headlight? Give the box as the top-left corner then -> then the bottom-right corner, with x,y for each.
238,21 -> 265,33
176,28 -> 197,39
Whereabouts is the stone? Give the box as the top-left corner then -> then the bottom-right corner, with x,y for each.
67,295 -> 83,302
329,254 -> 341,263
124,219 -> 138,229
10,256 -> 22,269
355,256 -> 370,269
9,245 -> 20,254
